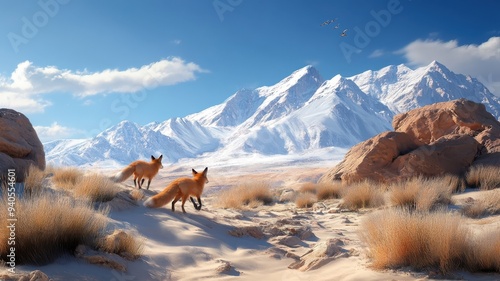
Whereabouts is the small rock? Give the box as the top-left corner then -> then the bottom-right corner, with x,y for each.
276,235 -> 303,247
215,259 -> 232,274
288,238 -> 347,271
75,244 -> 127,272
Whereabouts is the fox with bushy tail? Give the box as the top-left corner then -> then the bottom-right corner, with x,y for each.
144,167 -> 208,213
112,155 -> 163,189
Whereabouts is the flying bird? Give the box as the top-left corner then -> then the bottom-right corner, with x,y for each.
320,18 -> 337,26
333,24 -> 340,29
340,29 -> 348,36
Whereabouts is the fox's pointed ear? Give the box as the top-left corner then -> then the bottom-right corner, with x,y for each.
159,155 -> 163,160
203,167 -> 208,174
151,155 -> 155,160
192,168 -> 198,175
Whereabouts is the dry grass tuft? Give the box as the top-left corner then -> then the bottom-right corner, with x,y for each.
361,209 -> 468,273
390,177 -> 453,211
466,165 -> 500,190
298,181 -> 343,201
299,182 -> 317,194
217,182 -> 274,209
462,189 -> 500,218
340,181 -> 384,211
316,181 -> 343,200
465,229 -> 500,272
361,208 -> 500,273
0,193 -> 108,265
98,229 -> 144,259
51,167 -> 83,189
24,165 -> 48,196
295,192 -> 317,208
73,174 -> 122,202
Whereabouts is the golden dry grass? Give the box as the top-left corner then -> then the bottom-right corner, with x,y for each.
217,182 -> 274,209
23,165 -> 48,196
0,194 -> 108,265
466,165 -> 500,190
361,208 -> 500,273
389,177 -> 453,211
316,181 -> 343,200
340,181 -> 384,211
361,209 -> 468,273
51,166 -> 83,189
295,192 -> 317,208
298,181 -> 343,201
465,229 -> 500,272
299,182 -> 317,194
462,189 -> 500,218
98,229 -> 144,259
73,174 -> 122,202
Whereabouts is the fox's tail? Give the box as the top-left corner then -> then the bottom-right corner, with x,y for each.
111,165 -> 135,183
144,183 -> 179,208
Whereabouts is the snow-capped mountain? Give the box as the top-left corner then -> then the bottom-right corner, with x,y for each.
350,60 -> 500,117
44,61 -> 500,167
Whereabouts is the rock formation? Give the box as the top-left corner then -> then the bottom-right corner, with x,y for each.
0,109 -> 45,182
320,99 -> 500,184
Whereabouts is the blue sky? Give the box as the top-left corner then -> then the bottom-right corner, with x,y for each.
1,0 -> 499,142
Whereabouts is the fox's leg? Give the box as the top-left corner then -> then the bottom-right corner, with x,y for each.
171,194 -> 182,212
137,176 -> 143,189
190,197 -> 202,210
146,178 -> 151,190
141,178 -> 145,187
133,175 -> 137,188
181,194 -> 189,213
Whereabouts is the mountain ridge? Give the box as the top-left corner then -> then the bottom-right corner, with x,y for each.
44,61 -> 500,167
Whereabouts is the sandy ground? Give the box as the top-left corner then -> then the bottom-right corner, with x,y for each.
2,163 -> 499,281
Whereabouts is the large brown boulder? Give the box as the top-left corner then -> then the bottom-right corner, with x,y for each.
320,99 -> 500,184
0,109 -> 45,182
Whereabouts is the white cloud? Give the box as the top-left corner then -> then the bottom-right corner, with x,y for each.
399,36 -> 500,95
0,57 -> 206,113
368,49 -> 385,58
34,122 -> 85,142
172,39 -> 182,45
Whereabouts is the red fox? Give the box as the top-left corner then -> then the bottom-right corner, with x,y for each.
144,167 -> 209,213
112,155 -> 163,189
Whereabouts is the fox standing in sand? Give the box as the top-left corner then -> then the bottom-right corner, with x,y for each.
112,155 -> 163,189
144,167 -> 209,213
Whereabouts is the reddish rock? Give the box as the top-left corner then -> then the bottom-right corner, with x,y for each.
320,99 -> 499,184
0,109 -> 45,182
320,131 -> 421,183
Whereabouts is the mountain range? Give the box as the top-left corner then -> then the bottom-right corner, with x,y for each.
44,61 -> 500,168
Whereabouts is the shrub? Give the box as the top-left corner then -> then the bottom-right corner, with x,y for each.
24,165 -> 48,196
340,181 -> 384,211
0,194 -> 108,265
295,192 -> 317,208
73,174 -> 122,202
466,165 -> 500,190
316,181 -> 343,200
462,189 -> 500,218
98,229 -> 144,259
51,167 -> 83,189
360,209 -> 468,273
217,182 -> 274,209
299,182 -> 317,194
466,228 -> 500,272
390,177 -> 453,211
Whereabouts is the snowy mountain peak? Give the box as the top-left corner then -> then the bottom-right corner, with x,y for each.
44,62 -> 500,167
